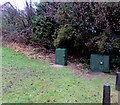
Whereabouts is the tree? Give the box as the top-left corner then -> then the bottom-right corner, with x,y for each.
32,2 -> 120,56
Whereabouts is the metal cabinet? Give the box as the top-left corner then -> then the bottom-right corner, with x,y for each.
55,48 -> 67,66
90,54 -> 109,72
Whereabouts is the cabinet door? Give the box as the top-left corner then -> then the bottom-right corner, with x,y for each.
90,54 -> 109,72
55,49 -> 67,66
90,54 -> 100,71
103,55 -> 109,72
55,50 -> 62,65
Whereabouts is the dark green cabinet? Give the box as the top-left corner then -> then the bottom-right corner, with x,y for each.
55,48 -> 67,66
90,54 -> 109,72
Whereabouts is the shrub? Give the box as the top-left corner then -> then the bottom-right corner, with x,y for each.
32,15 -> 57,48
54,25 -> 74,48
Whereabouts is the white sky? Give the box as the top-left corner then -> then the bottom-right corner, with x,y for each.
0,0 -> 40,10
1,0 -> 119,9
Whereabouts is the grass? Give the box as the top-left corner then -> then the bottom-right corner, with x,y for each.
1,45 -> 118,103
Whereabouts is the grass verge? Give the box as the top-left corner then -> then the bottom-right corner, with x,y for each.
2,46 -> 118,103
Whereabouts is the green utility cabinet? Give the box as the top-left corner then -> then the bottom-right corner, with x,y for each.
90,54 -> 109,72
55,48 -> 67,66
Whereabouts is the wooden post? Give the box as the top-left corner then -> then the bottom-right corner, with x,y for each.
103,83 -> 110,105
116,72 -> 120,91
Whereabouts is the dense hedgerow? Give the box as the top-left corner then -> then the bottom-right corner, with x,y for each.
32,2 -> 120,54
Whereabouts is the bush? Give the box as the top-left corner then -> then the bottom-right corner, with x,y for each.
110,55 -> 120,69
54,25 -> 74,48
32,15 -> 57,48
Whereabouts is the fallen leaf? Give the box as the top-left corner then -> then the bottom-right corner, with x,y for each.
47,100 -> 50,102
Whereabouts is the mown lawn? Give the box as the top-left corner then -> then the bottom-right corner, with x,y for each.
1,46 -> 118,103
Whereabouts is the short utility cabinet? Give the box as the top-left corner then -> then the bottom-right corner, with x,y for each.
55,48 -> 67,66
90,54 -> 109,72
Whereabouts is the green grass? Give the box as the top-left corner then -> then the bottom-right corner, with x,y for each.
1,46 -> 118,103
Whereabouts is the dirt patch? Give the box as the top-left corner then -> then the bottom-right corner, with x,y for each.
71,70 -> 115,82
50,64 -> 64,68
2,41 -> 56,63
